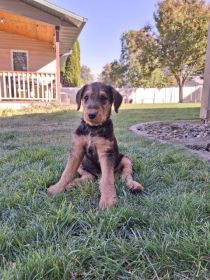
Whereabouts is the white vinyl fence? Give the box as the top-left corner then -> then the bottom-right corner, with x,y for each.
118,86 -> 202,104
61,85 -> 202,104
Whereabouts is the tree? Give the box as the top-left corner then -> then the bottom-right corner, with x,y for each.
81,65 -> 94,85
99,63 -> 112,84
150,68 -> 176,88
120,26 -> 175,88
99,26 -> 174,89
109,60 -> 126,87
99,61 -> 126,87
65,40 -> 81,87
154,0 -> 210,102
120,26 -> 158,87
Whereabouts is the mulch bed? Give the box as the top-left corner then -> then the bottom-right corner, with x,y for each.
130,120 -> 210,162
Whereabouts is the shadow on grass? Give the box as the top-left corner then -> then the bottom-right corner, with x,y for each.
0,104 -> 200,124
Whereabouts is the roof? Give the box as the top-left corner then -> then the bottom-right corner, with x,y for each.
21,0 -> 87,28
0,0 -> 86,54
20,0 -> 87,55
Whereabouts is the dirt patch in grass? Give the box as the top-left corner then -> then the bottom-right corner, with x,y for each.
130,120 -> 210,162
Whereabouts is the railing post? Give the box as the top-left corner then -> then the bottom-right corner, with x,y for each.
3,72 -> 7,98
55,26 -> 61,103
0,73 -> 2,100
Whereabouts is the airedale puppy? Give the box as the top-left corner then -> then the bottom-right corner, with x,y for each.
47,82 -> 144,209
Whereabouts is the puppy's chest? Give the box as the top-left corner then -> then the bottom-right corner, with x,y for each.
86,135 -> 97,159
85,134 -> 113,159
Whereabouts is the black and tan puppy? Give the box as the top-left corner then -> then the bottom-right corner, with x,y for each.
47,82 -> 144,209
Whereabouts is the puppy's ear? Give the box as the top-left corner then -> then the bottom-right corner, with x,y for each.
110,86 -> 123,113
76,85 -> 87,111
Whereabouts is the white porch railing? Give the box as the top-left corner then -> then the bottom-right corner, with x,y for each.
0,71 -> 56,101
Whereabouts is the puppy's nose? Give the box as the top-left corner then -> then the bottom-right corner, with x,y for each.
88,113 -> 96,120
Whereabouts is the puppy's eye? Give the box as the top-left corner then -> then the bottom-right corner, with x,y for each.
84,95 -> 89,101
100,95 -> 107,101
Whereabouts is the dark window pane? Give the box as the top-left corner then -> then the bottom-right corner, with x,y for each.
13,52 -> 27,71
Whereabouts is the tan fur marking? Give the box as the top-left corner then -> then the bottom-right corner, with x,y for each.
99,91 -> 107,97
93,136 -> 113,149
65,166 -> 94,190
47,134 -> 87,195
94,137 -> 117,209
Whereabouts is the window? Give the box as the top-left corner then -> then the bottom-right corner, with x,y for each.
12,51 -> 28,71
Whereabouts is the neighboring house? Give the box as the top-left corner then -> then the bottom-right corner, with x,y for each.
0,0 -> 86,104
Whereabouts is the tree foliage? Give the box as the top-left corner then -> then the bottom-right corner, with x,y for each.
100,26 -> 174,88
81,65 -> 94,85
99,61 -> 126,87
121,26 -> 158,87
154,0 -> 210,102
65,40 -> 81,87
99,0 -> 209,95
99,63 -> 112,85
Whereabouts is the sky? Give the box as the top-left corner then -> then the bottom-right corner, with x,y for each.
51,0 -> 157,77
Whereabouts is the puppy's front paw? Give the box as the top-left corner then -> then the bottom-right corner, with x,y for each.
128,181 -> 144,192
47,184 -> 65,195
99,195 -> 117,209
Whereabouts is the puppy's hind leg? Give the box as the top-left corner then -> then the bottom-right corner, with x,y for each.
118,156 -> 144,192
65,166 -> 94,190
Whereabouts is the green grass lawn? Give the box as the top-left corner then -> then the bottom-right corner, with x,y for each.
0,103 -> 209,279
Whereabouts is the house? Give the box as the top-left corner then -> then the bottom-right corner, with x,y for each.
0,0 -> 86,106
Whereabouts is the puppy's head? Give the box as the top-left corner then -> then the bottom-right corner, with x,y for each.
76,82 -> 122,126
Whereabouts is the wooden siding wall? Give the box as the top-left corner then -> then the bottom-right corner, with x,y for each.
0,31 -> 56,73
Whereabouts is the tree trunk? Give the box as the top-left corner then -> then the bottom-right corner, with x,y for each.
178,84 -> 184,103
175,76 -> 184,103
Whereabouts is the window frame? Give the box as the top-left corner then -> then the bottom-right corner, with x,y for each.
11,50 -> 29,71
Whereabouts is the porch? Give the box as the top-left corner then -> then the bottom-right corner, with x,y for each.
0,0 -> 86,105
0,71 -> 56,101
